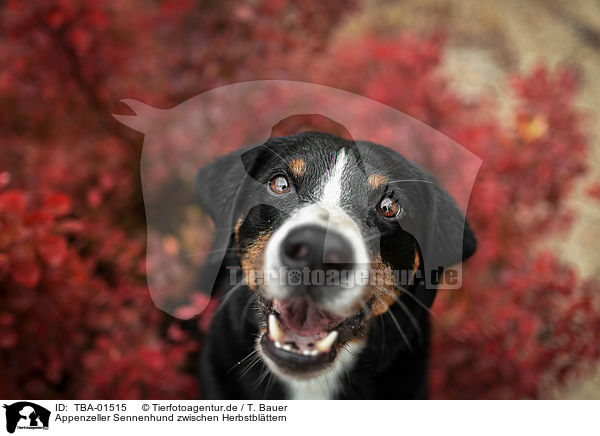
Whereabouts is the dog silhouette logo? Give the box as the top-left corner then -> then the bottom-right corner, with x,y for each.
3,402 -> 50,433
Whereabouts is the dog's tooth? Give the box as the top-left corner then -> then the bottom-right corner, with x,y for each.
310,349 -> 319,356
302,349 -> 311,356
268,314 -> 284,342
315,330 -> 338,352
274,340 -> 282,349
283,344 -> 292,352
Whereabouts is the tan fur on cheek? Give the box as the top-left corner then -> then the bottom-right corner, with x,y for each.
367,255 -> 398,316
289,158 -> 306,177
240,231 -> 271,291
368,173 -> 387,189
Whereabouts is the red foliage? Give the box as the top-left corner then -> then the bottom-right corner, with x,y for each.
0,188 -> 197,398
428,67 -> 598,399
1,0 -> 599,399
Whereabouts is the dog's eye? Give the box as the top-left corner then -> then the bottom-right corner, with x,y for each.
269,174 -> 291,194
377,196 -> 401,218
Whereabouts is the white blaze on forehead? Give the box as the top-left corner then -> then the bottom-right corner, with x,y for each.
319,149 -> 347,206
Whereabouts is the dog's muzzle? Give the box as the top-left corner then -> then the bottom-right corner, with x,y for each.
280,224 -> 355,298
258,205 -> 371,378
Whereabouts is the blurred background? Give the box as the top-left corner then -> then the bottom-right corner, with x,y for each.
1,0 -> 600,399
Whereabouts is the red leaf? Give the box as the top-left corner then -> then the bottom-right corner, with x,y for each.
586,182 -> 600,202
23,211 -> 54,231
37,234 -> 67,267
0,190 -> 27,217
0,171 -> 11,189
11,259 -> 41,287
86,188 -> 102,208
42,193 -> 71,217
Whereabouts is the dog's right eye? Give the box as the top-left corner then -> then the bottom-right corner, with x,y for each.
377,196 -> 402,218
269,174 -> 291,194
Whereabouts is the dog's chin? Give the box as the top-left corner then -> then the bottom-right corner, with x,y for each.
256,292 -> 370,380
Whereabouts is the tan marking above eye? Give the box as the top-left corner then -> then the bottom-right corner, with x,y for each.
288,158 -> 307,177
368,173 -> 387,189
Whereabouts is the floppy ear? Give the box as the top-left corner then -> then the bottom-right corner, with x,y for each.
417,179 -> 477,292
426,182 -> 477,266
195,145 -> 268,261
195,144 -> 280,295
403,176 -> 477,306
195,143 -> 274,218
195,149 -> 246,226
377,146 -> 476,277
381,148 -> 476,295
195,149 -> 251,269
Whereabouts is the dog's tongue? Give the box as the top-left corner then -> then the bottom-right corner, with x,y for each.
278,299 -> 338,336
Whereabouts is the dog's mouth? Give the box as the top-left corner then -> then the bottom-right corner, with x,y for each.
257,294 -> 371,376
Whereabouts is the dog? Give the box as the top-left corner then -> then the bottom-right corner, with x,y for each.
197,131 -> 476,399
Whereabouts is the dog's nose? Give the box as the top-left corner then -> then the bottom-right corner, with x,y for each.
281,225 -> 354,271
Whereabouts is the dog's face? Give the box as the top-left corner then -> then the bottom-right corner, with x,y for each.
197,132 -> 476,383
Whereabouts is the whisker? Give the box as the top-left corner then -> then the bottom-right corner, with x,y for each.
340,341 -> 362,359
213,279 -> 248,317
264,373 -> 274,400
397,287 -> 439,320
375,285 -> 438,320
238,354 -> 262,381
260,144 -> 288,167
387,179 -> 434,185
373,285 -> 432,349
255,366 -> 271,391
227,348 -> 259,374
393,296 -> 424,345
184,247 -> 241,258
386,309 -> 413,353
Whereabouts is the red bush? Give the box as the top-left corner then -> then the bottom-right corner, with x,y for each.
1,0 -> 599,399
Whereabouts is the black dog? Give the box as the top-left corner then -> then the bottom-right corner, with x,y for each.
197,132 -> 476,399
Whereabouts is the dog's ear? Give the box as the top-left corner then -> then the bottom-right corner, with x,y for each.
424,181 -> 477,269
195,146 -> 263,224
409,174 -> 476,304
382,151 -> 476,292
196,149 -> 244,225
195,149 -> 249,269
195,146 -> 268,265
195,144 -> 279,295
411,175 -> 476,298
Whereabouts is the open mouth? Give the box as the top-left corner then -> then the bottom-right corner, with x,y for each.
257,294 -> 371,376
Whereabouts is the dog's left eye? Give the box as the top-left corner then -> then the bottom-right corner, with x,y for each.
377,196 -> 401,218
269,174 -> 291,194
